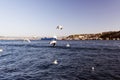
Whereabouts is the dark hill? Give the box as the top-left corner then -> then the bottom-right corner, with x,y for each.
64,31 -> 120,40
100,31 -> 120,40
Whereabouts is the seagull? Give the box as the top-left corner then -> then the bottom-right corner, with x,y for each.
49,40 -> 57,47
56,25 -> 63,30
24,39 -> 31,43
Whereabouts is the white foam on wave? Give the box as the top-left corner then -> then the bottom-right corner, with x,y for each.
53,59 -> 58,64
0,49 -> 3,52
66,43 -> 70,47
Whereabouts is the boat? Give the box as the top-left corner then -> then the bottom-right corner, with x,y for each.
41,37 -> 57,40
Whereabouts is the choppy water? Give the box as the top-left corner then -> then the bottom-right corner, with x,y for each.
0,40 -> 120,80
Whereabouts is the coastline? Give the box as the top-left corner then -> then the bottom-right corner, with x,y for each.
0,30 -> 119,40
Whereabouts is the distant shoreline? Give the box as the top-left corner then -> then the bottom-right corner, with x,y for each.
0,36 -> 40,40
63,30 -> 120,40
0,30 -> 119,40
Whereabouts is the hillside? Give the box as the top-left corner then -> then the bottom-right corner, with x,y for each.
100,31 -> 120,40
63,31 -> 120,40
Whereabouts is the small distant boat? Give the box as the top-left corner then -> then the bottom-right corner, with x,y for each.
41,37 -> 57,40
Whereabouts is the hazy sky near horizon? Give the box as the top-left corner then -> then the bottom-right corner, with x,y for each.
0,0 -> 120,37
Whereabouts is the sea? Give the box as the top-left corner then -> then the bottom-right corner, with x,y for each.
0,40 -> 120,80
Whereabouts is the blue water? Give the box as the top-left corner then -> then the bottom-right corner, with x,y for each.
0,40 -> 120,80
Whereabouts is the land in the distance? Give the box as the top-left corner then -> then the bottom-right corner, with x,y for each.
0,36 -> 40,40
62,30 -> 120,40
0,30 -> 120,40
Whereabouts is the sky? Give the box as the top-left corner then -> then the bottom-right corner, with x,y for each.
0,0 -> 120,37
